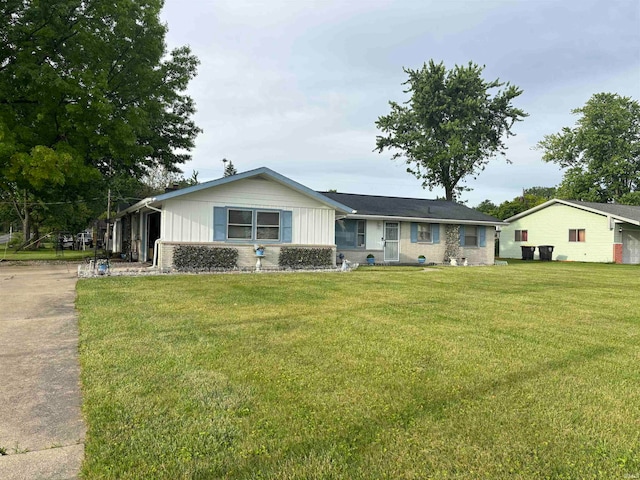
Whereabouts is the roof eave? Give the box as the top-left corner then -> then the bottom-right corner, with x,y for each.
504,198 -> 640,225
346,213 -> 505,226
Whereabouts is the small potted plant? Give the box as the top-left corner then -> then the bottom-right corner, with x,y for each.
366,253 -> 375,265
418,255 -> 426,264
254,244 -> 265,256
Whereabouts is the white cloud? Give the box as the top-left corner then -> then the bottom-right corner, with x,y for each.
161,0 -> 640,208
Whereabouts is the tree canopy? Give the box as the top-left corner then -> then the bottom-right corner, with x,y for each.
0,0 -> 201,241
375,60 -> 527,201
538,93 -> 640,204
475,187 -> 555,220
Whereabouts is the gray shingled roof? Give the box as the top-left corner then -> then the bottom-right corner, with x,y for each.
319,192 -> 502,223
569,201 -> 640,222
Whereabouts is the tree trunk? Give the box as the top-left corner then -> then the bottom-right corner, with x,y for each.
22,190 -> 31,243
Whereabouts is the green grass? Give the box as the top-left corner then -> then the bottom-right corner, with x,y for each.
1,245 -> 95,261
76,263 -> 640,479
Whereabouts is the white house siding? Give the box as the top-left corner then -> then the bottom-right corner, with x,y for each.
501,204 -> 615,262
161,177 -> 337,245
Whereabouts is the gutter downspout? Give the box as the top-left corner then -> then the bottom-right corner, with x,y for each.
152,238 -> 161,269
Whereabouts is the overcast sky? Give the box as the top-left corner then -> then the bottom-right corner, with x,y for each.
160,0 -> 640,206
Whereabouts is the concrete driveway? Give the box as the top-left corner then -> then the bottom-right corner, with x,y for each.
0,263 -> 85,480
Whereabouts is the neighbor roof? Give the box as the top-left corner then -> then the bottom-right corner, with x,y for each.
320,192 -> 504,225
505,199 -> 640,226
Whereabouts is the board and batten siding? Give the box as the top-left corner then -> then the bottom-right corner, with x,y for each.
160,177 -> 336,245
501,204 -> 615,262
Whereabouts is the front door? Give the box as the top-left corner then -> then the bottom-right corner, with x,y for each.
384,222 -> 400,262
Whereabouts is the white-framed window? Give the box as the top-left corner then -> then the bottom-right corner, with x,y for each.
227,209 -> 280,241
569,229 -> 585,242
227,209 -> 253,239
463,226 -> 478,246
356,220 -> 366,247
515,230 -> 528,242
417,223 -> 432,242
256,211 -> 280,240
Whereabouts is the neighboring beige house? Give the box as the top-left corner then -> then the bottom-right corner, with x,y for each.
322,192 -> 502,266
114,167 -> 503,270
500,199 -> 640,264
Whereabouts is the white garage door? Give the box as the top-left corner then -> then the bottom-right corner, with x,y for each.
622,230 -> 640,264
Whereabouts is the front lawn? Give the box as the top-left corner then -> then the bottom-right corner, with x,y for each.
76,263 -> 640,479
2,244 -> 94,261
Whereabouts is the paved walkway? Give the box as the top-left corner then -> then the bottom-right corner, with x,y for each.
0,263 -> 85,480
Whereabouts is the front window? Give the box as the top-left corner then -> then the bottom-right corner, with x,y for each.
569,229 -> 586,242
228,209 -> 252,239
515,230 -> 528,242
257,211 -> 280,240
227,209 -> 280,240
464,226 -> 478,246
418,223 -> 432,242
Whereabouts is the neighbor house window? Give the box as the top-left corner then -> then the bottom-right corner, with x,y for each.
515,230 -> 528,242
463,226 -> 478,246
227,209 -> 253,239
256,211 -> 280,240
356,220 -> 366,247
569,229 -> 586,242
418,223 -> 432,242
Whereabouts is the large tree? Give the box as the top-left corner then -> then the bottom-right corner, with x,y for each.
538,93 -> 640,204
0,0 -> 201,242
375,60 -> 527,201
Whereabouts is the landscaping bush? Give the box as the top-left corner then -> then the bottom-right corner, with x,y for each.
278,247 -> 333,269
173,245 -> 238,271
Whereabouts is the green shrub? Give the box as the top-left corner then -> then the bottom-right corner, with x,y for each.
278,247 -> 333,269
173,246 -> 238,271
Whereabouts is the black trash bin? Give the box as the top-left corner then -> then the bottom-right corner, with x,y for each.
521,245 -> 536,260
538,245 -> 554,261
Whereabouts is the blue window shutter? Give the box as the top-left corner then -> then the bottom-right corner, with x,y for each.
432,224 -> 440,244
214,207 -> 226,241
479,226 -> 486,247
410,223 -> 418,243
282,211 -> 292,243
459,225 -> 465,246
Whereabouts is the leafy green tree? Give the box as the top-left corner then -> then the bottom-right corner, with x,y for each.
538,93 -> 639,203
494,194 -> 547,220
0,0 -> 201,242
618,191 -> 640,206
475,199 -> 499,218
375,60 -> 527,201
474,190 -> 553,221
523,186 -> 556,200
